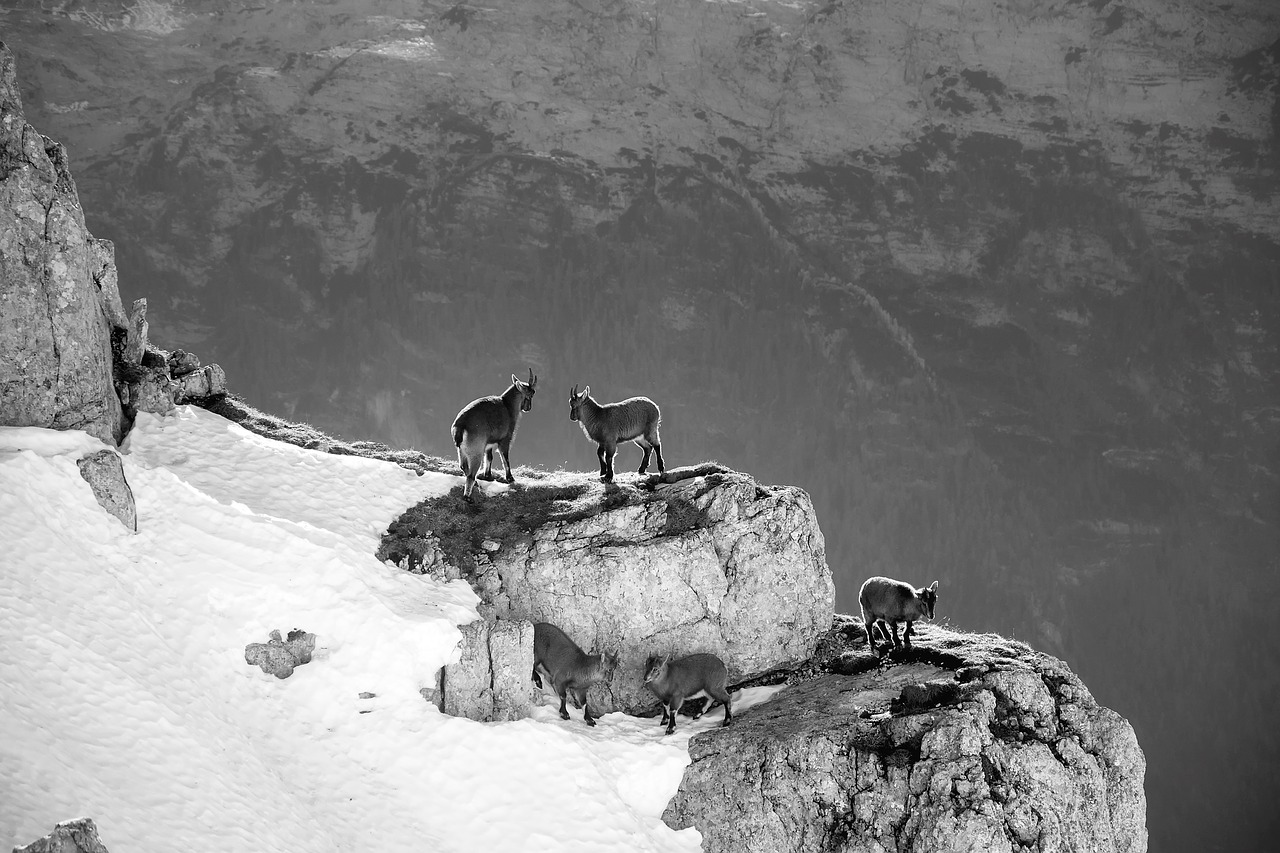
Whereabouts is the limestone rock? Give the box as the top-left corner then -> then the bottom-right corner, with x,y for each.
13,818 -> 112,853
0,43 -> 125,445
440,619 -> 534,722
486,470 -> 834,714
76,448 -> 136,532
663,625 -> 1147,853
174,363 -> 227,403
121,298 -> 148,366
245,628 -> 316,679
166,348 -> 200,377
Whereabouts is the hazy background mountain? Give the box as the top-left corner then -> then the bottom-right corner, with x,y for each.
4,1 -> 1277,849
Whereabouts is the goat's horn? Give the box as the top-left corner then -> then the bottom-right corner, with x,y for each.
528,367 -> 536,385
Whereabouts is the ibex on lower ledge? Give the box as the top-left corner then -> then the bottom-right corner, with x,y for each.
451,369 -> 537,500
568,384 -> 665,483
859,576 -> 939,655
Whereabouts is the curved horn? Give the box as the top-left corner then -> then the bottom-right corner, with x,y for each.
528,367 -> 537,387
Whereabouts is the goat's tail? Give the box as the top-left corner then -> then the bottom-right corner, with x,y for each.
452,423 -> 465,448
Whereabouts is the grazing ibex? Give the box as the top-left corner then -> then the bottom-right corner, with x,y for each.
451,369 -> 537,500
568,385 -> 664,483
859,576 -> 939,654
643,653 -> 732,735
532,622 -> 616,727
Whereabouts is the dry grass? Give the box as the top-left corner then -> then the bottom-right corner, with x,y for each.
197,393 -> 457,474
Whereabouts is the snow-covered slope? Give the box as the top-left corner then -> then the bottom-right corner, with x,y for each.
0,406 -> 775,852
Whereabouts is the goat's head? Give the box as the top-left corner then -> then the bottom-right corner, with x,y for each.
513,368 -> 537,412
568,384 -> 590,421
918,581 -> 939,620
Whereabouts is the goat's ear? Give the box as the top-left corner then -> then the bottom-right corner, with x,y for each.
512,373 -> 520,386
583,385 -> 590,397
929,581 -> 939,592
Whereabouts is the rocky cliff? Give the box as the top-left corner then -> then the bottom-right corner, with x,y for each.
3,2 -> 1269,847
0,42 -> 125,445
664,618 -> 1146,853
381,463 -> 835,714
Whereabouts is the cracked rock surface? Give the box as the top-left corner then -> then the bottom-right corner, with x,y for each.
486,470 -> 834,715
664,621 -> 1146,853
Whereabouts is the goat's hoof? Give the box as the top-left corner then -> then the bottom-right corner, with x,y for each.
664,727 -> 675,736
585,717 -> 597,727
559,711 -> 571,721
721,718 -> 732,727
504,475 -> 515,484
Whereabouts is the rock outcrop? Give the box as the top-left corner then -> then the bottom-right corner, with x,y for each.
0,42 -> 125,445
244,629 -> 316,679
439,618 -> 535,722
663,620 -> 1147,853
13,818 -> 112,853
0,44 -> 230,450
75,448 -> 136,532
383,466 -> 834,716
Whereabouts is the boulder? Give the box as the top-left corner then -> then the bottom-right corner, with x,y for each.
13,818 -> 112,853
244,628 -> 316,679
0,44 -> 125,445
439,619 -> 535,722
76,449 -> 136,532
663,623 -> 1147,853
483,470 -> 834,714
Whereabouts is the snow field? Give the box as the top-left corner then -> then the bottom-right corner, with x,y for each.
0,406 -> 746,853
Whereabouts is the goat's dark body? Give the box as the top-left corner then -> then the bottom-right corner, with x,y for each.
643,653 -> 732,735
532,622 -> 610,727
569,386 -> 664,482
451,372 -> 536,499
859,576 -> 938,655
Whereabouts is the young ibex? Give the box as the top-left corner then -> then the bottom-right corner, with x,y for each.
451,369 -> 537,500
568,385 -> 665,483
532,622 -> 616,727
859,576 -> 939,654
643,653 -> 732,735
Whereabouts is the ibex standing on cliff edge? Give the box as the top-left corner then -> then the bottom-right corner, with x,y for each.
568,385 -> 665,483
451,369 -> 537,500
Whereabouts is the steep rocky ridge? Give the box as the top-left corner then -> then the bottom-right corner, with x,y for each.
3,2 -> 1275,848
381,464 -> 834,714
664,620 -> 1146,853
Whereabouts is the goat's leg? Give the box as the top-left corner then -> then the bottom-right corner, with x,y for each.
665,694 -> 684,734
556,685 -> 571,721
496,438 -> 515,483
652,442 -> 665,474
478,447 -> 495,481
636,439 -> 652,474
889,621 -> 903,649
596,445 -> 608,478
903,620 -> 915,648
602,442 -> 617,482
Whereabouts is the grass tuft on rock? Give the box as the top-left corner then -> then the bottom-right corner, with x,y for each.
377,469 -> 659,578
196,393 -> 457,473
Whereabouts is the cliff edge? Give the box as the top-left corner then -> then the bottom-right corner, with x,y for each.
665,617 -> 1146,853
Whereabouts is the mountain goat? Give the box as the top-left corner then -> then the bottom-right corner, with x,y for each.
450,369 -> 537,500
568,384 -> 664,483
532,622 -> 616,727
859,576 -> 939,654
643,653 -> 732,735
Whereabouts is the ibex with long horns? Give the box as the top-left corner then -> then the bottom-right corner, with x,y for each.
451,369 -> 537,500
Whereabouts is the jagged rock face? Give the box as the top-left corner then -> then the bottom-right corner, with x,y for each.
664,629 -> 1146,853
14,818 -> 113,853
0,43 -> 124,445
440,618 -> 535,722
7,4 -> 1276,847
485,472 -> 834,714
